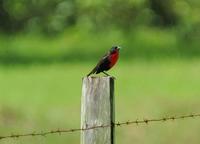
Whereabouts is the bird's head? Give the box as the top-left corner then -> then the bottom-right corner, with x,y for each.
110,46 -> 121,54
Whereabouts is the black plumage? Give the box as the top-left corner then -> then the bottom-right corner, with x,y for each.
87,54 -> 110,76
87,46 -> 120,76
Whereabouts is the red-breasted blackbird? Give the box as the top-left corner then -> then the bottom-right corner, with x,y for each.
87,46 -> 121,76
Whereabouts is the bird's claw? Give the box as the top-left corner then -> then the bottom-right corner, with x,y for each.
102,72 -> 116,79
103,71 -> 110,76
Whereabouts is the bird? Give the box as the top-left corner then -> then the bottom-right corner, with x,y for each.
87,46 -> 121,76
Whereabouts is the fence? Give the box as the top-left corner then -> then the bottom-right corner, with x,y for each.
0,77 -> 199,143
0,113 -> 200,140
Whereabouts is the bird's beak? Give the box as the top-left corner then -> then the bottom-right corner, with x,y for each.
117,46 -> 121,50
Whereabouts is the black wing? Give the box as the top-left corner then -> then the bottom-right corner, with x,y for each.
87,53 -> 110,76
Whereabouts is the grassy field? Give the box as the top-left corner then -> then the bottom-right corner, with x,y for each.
1,27 -> 199,65
0,59 -> 200,144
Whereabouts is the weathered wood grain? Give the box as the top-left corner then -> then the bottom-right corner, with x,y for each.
81,76 -> 115,144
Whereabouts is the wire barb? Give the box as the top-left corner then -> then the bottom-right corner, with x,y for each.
0,113 -> 199,141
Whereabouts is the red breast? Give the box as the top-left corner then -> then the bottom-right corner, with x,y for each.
109,51 -> 119,68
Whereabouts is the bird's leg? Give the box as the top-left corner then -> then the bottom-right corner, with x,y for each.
103,71 -> 110,76
103,71 -> 116,79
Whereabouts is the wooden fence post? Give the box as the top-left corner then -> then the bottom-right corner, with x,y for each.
81,76 -> 115,144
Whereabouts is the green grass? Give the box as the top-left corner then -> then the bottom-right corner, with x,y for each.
0,59 -> 200,144
0,27 -> 200,64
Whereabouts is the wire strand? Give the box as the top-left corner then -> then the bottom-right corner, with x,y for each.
0,113 -> 199,140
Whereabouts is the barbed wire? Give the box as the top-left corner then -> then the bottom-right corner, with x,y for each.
0,113 -> 200,140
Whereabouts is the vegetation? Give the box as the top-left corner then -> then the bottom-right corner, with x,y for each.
0,0 -> 200,143
0,0 -> 200,64
0,60 -> 200,144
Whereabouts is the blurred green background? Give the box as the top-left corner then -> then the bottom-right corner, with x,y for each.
0,0 -> 200,143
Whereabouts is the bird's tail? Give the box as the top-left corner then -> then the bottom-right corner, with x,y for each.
87,67 -> 96,76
